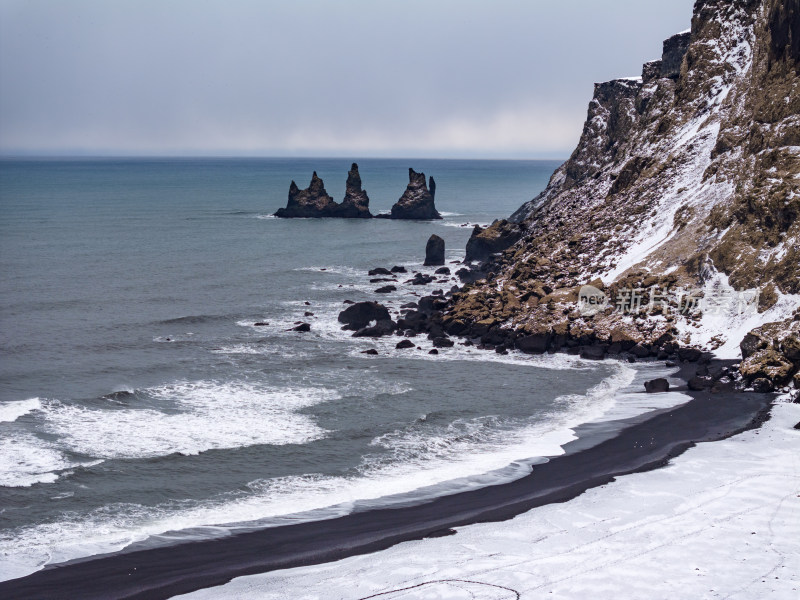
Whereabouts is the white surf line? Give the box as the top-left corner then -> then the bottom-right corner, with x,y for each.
175,400 -> 800,600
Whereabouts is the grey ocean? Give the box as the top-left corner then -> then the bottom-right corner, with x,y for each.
0,158 -> 625,579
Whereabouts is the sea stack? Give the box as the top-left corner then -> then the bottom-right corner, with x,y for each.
424,234 -> 445,266
274,172 -> 338,218
388,168 -> 442,220
336,163 -> 372,218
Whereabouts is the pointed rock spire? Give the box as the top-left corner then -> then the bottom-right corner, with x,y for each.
387,168 -> 442,220
337,163 -> 372,218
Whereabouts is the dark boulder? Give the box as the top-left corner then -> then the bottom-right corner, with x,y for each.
424,234 -> 445,266
391,265 -> 407,273
362,349 -> 379,355
740,331 -> 766,360
291,323 -> 311,332
434,266 -> 451,275
368,267 -> 392,276
630,344 -> 652,358
678,347 -> 703,362
335,163 -> 372,218
254,322 -> 269,326
516,333 -> 551,354
456,267 -> 483,283
751,378 -> 775,393
644,378 -> 670,393
464,220 -> 523,263
338,301 -> 391,331
375,285 -> 396,294
387,168 -> 442,220
580,345 -> 607,360
417,295 -> 448,314
410,273 -> 435,285
353,319 -> 397,338
432,336 -> 455,348
275,173 -> 339,218
442,318 -> 468,336
396,339 -> 415,349
429,349 -> 439,355
397,310 -> 428,332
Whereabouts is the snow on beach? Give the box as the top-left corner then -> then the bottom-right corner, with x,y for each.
177,400 -> 800,600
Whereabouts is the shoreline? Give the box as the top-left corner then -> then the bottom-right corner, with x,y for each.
0,359 -> 774,600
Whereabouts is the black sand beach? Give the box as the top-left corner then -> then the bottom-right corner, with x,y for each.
0,361 -> 773,600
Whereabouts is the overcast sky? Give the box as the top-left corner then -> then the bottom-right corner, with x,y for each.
0,0 -> 694,158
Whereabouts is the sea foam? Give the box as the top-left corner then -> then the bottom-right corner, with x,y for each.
0,398 -> 41,423
41,380 -> 334,460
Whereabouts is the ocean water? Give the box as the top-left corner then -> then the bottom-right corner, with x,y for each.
0,157 -> 638,580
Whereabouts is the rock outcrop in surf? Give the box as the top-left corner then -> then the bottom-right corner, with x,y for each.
274,172 -> 340,218
424,234 -> 445,266
379,168 -> 442,220
337,163 -> 372,218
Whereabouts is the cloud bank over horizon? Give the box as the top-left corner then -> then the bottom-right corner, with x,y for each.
0,0 -> 695,158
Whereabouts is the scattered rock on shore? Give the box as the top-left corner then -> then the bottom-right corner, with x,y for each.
644,378 -> 670,393
353,319 -> 397,338
338,301 -> 391,331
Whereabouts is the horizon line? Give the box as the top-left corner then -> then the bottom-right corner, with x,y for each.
0,153 -> 569,162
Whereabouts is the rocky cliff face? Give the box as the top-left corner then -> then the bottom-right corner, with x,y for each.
448,0 -> 800,387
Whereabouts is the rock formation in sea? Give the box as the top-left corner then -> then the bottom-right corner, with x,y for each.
274,172 -> 339,218
383,168 -> 442,220
440,0 -> 799,390
274,164 -> 372,218
424,234 -> 445,266
276,164 -> 446,219
336,163 -> 372,218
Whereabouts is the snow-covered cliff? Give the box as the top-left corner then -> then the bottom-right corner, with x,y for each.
446,0 -> 799,390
